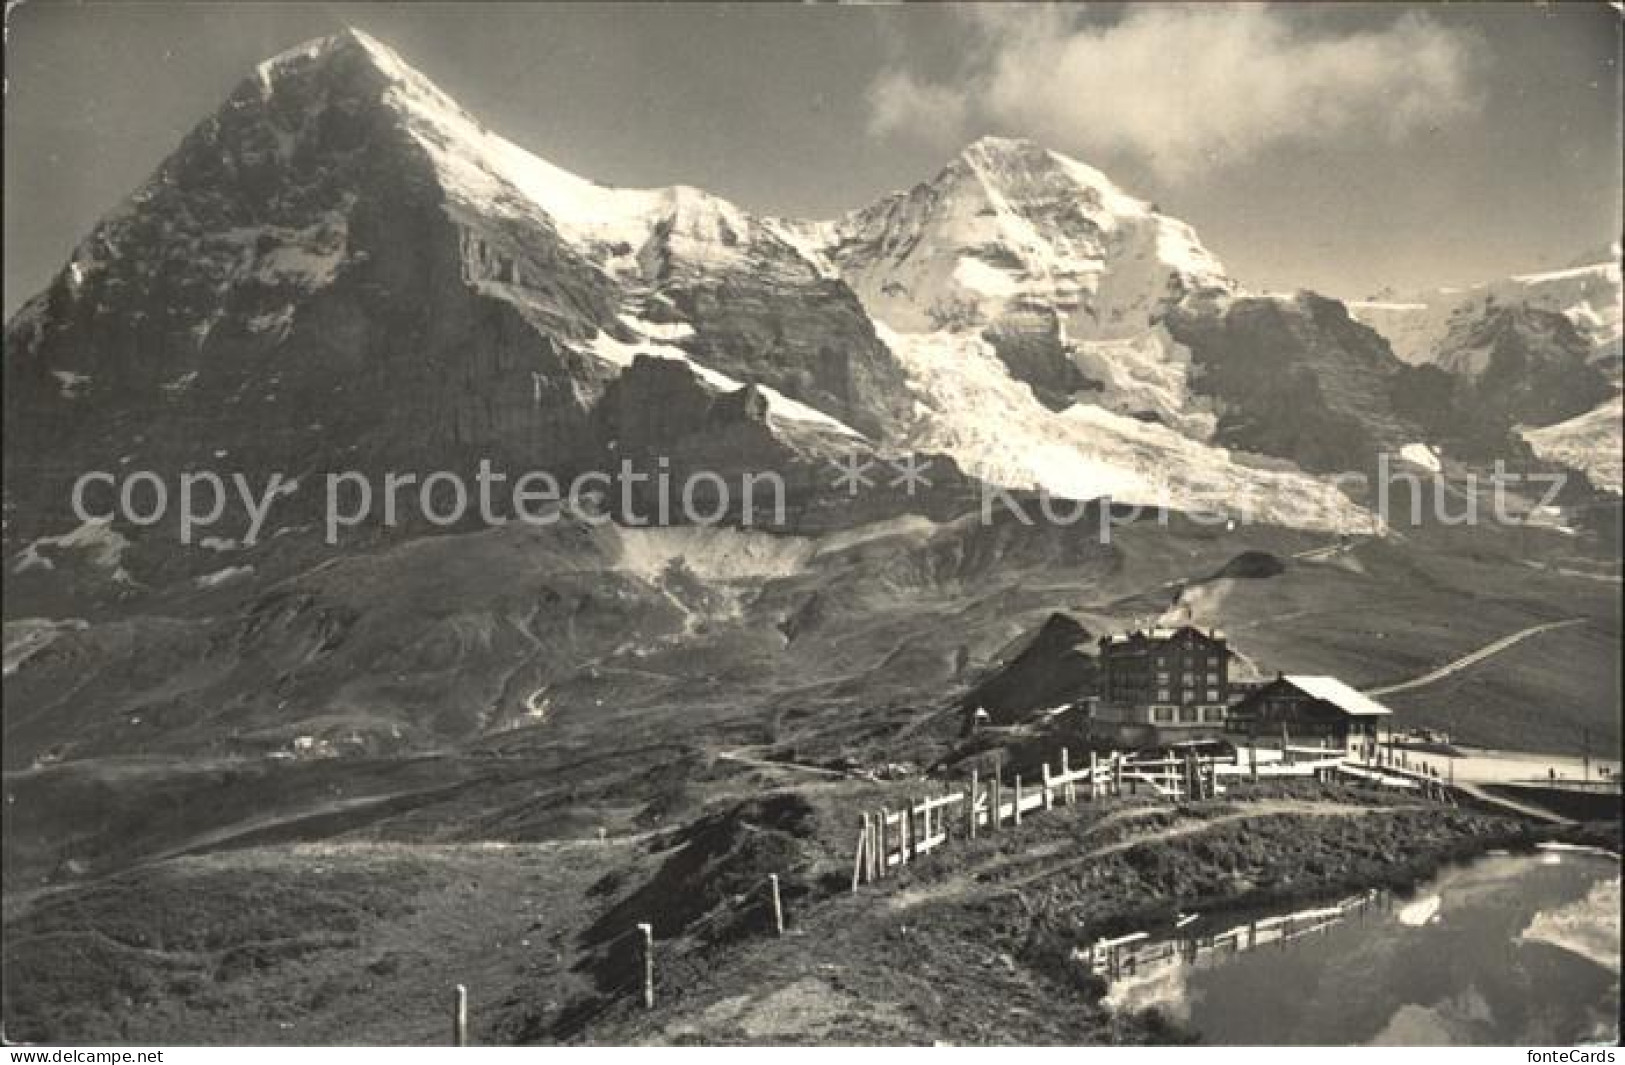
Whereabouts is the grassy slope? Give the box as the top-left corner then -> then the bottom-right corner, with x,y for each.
2,489 -> 1618,1043
4,770 -> 1595,1045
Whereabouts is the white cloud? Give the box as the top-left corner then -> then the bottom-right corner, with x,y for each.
866,69 -> 971,145
867,5 -> 1483,179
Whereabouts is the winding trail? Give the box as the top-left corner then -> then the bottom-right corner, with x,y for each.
888,800 -> 1401,911
1364,618 -> 1589,697
716,749 -> 850,779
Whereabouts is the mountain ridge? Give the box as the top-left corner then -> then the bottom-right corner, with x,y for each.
4,27 -> 1402,557
0,28 -> 1618,784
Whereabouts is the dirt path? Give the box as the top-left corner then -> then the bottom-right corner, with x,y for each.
1291,539 -> 1358,562
138,782 -> 473,864
1451,782 -> 1574,825
995,800 -> 1396,894
1364,618 -> 1589,697
887,800 -> 1400,911
716,749 -> 851,779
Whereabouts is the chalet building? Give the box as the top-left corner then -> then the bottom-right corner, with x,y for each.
1225,674 -> 1392,754
1092,626 -> 1235,742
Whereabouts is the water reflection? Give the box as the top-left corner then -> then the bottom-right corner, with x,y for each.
1081,851 -> 1621,1045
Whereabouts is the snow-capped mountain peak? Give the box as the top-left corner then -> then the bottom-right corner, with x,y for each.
5,30 -> 1426,544
822,135 -> 1231,338
1350,256 -> 1621,375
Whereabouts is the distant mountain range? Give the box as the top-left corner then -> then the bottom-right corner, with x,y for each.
12,28 -> 1617,558
2,30 -> 1618,765
1349,254 -> 1621,490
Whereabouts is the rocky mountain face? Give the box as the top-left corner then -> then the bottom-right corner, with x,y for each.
3,30 -> 1394,584
2,32 -> 907,561
1353,255 -> 1622,484
1164,292 -> 1423,473
5,32 -> 616,547
820,136 -> 1229,346
1395,306 -> 1613,457
4,30 -> 1618,761
1351,255 -> 1622,379
1521,394 -> 1624,494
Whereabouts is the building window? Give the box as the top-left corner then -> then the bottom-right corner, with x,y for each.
1156,689 -> 1171,702
1207,672 -> 1220,684
1153,706 -> 1174,723
1204,706 -> 1225,722
1178,706 -> 1199,723
1207,690 -> 1220,702
1157,672 -> 1170,683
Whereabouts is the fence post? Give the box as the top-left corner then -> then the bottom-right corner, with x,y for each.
453,983 -> 469,1046
877,808 -> 890,878
1090,751 -> 1099,800
1060,748 -> 1071,805
991,766 -> 1002,834
968,768 -> 979,838
851,816 -> 869,892
769,874 -> 785,936
1013,774 -> 1023,825
638,923 -> 655,1009
1112,755 -> 1123,797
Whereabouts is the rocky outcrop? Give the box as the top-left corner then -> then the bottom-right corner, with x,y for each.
1165,292 -> 1421,473
959,612 -> 1096,727
2,30 -> 623,559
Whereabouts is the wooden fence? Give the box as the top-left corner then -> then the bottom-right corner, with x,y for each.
849,738 -> 1463,890
850,747 -> 1228,889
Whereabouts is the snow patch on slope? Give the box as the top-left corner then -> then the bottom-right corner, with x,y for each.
51,370 -> 92,398
588,321 -> 865,440
3,618 -> 89,677
339,29 -> 677,273
1520,394 -> 1623,495
612,526 -> 814,582
1352,259 -> 1622,371
1399,443 -> 1443,473
1069,327 -> 1217,438
12,518 -> 134,582
194,565 -> 255,588
343,31 -> 806,287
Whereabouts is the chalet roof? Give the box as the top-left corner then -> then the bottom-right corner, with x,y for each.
1281,675 -> 1394,717
1101,625 -> 1226,647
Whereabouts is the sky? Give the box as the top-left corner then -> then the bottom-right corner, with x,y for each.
5,1 -> 1621,315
